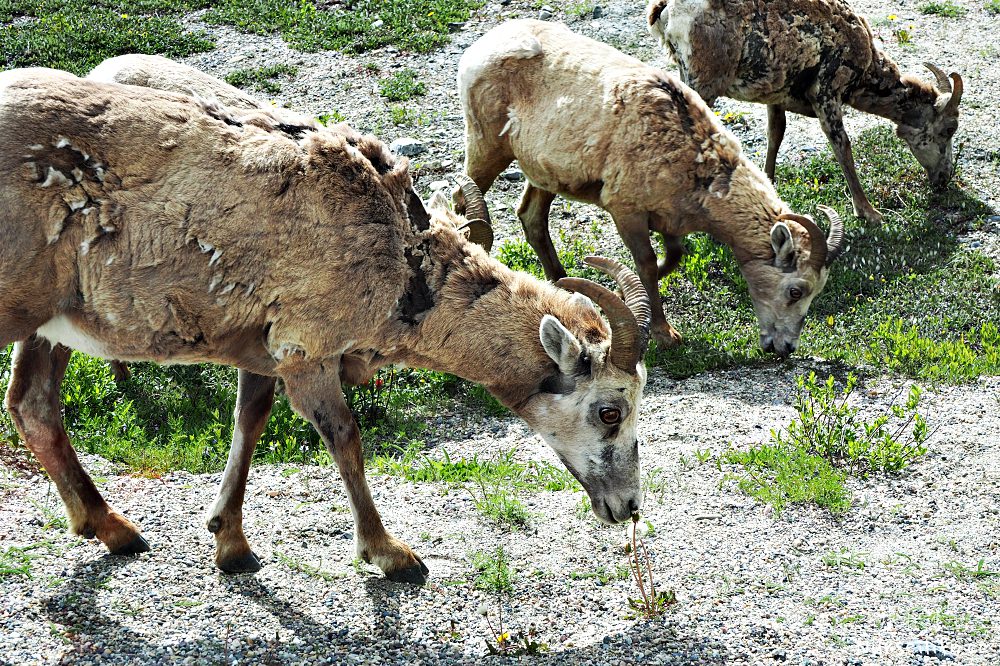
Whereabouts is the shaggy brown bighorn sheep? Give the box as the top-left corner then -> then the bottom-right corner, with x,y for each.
458,19 -> 844,355
647,0 -> 964,223
0,68 -> 651,584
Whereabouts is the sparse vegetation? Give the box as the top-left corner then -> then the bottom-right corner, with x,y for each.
919,1 -> 967,17
224,63 -> 298,94
722,372 -> 931,515
378,68 -> 426,101
988,0 -> 1000,15
624,514 -> 675,618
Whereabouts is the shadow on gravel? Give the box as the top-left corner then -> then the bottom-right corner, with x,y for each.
45,554 -> 729,664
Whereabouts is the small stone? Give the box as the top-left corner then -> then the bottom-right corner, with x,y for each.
501,168 -> 524,181
390,137 -> 426,156
448,21 -> 465,31
907,640 -> 954,660
371,19 -> 384,29
538,7 -> 553,20
429,180 -> 450,192
593,5 -> 604,18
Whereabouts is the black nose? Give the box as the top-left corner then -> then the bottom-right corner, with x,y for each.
763,339 -> 776,354
628,498 -> 640,514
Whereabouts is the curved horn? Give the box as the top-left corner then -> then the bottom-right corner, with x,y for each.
816,205 -> 846,264
778,212 -> 828,271
556,257 -> 650,372
453,174 -> 493,251
944,72 -> 963,115
923,62 -> 952,93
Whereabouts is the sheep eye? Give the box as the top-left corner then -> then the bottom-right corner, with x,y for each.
789,287 -> 803,301
599,407 -> 621,425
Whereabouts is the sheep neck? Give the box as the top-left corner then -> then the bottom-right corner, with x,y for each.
849,52 -> 938,127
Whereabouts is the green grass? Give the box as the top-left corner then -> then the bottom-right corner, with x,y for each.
378,68 -> 426,102
471,546 -> 515,594
204,0 -> 484,54
722,371 -> 930,515
649,125 -> 999,381
988,0 -> 1000,15
919,0 -> 967,17
224,63 -> 298,94
0,1 -> 214,75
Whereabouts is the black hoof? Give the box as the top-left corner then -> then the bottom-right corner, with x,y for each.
111,533 -> 151,556
218,550 -> 262,574
386,557 -> 429,586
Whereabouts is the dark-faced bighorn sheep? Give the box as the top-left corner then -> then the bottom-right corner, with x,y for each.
1,68 -> 651,584
648,0 -> 963,223
458,19 -> 844,355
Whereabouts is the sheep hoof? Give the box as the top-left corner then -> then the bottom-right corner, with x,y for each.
218,550 -> 262,574
385,557 -> 429,586
111,533 -> 150,556
651,323 -> 684,348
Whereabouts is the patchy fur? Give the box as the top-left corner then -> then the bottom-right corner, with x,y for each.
648,0 -> 962,222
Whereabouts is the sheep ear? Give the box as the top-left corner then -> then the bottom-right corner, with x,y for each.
770,222 -> 796,269
428,189 -> 450,212
539,315 -> 582,376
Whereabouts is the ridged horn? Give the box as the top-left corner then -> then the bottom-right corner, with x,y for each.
816,205 -> 846,264
453,174 -> 493,251
556,257 -> 650,373
944,72 -> 963,115
778,212 -> 828,271
923,62 -> 952,93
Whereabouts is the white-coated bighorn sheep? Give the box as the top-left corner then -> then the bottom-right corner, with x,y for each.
648,0 -> 964,223
0,68 -> 652,584
459,19 -> 844,355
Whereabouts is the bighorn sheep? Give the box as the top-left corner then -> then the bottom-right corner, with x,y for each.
0,68 -> 652,584
647,0 -> 963,223
458,19 -> 844,355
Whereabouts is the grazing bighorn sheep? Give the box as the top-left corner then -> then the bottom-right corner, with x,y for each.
647,0 -> 963,223
0,68 -> 651,584
459,19 -> 844,355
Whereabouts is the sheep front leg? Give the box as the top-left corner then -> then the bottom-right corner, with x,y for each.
616,214 -> 683,347
282,362 -> 428,585
765,105 -> 786,181
813,98 -> 882,223
206,370 -> 276,573
517,184 -> 565,281
5,337 -> 149,554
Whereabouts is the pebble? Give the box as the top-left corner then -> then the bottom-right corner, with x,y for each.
389,137 -> 426,156
501,168 -> 524,181
539,6 -> 554,20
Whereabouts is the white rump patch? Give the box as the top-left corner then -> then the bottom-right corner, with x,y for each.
457,24 -> 542,98
37,316 -> 111,359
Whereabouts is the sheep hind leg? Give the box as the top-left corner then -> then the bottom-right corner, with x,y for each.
282,361 -> 427,585
615,215 -> 682,348
205,370 -> 276,573
765,105 -> 786,181
4,337 -> 149,555
517,184 -> 564,281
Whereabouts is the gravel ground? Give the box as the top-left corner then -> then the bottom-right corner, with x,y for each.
2,1 -> 1000,665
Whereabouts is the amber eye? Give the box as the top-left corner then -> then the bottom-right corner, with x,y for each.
789,287 -> 803,301
599,407 -> 621,425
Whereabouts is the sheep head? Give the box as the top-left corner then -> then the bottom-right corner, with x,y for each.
741,206 -> 845,357
897,63 -> 962,189
517,257 -> 650,524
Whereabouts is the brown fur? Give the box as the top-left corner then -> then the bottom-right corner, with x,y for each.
1,68 -> 644,581
458,19 -> 832,354
649,0 -> 962,222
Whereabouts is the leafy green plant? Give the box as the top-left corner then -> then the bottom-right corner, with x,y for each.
204,0 -> 484,54
472,546 -> 514,594
919,1 -> 967,17
723,372 -> 931,514
0,1 -> 214,75
468,478 -> 530,529
988,0 -> 1000,15
224,64 -> 298,94
378,69 -> 426,102
822,548 -> 867,570
471,547 -> 547,655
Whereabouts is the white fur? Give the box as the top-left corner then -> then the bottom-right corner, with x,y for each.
37,315 -> 112,358
660,0 -> 709,68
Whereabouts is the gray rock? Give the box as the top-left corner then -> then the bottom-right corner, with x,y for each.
593,5 -> 605,18
539,7 -> 554,20
907,641 -> 954,660
501,168 -> 525,182
390,137 -> 426,156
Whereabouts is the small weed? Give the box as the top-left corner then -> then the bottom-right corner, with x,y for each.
919,1 -> 967,17
904,600 -> 992,636
468,479 -> 530,529
471,546 -> 515,594
316,110 -> 347,125
575,494 -> 592,520
717,110 -> 749,128
378,69 -> 426,102
388,104 -> 426,126
471,547 -> 547,655
941,559 -> 999,581
625,513 -> 676,618
173,598 -> 204,608
224,64 -> 298,94
722,372 -> 931,515
822,548 -> 868,570
274,550 -> 344,581
883,14 -> 916,44
569,564 -> 630,585
988,0 -> 1000,14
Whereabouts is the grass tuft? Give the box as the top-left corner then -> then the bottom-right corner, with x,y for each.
224,63 -> 298,94
378,68 -> 426,101
919,1 -> 967,17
